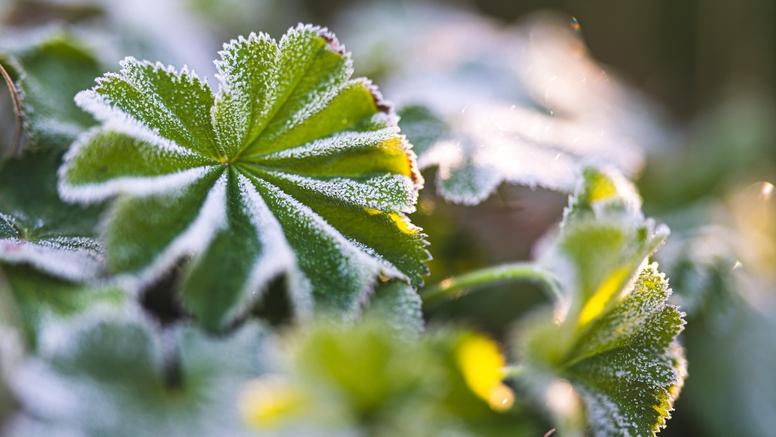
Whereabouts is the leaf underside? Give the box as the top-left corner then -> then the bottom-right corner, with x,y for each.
59,25 -> 429,329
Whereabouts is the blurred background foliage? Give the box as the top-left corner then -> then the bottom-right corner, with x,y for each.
0,0 -> 774,436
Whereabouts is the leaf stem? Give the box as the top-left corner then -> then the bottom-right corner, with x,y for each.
422,262 -> 561,305
0,62 -> 23,158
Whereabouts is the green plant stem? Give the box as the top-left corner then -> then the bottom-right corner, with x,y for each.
0,62 -> 23,157
422,262 -> 561,305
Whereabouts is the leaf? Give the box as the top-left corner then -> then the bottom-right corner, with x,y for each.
399,103 -> 643,205
59,25 -> 429,330
560,265 -> 686,437
545,167 -> 668,325
238,319 -> 537,436
365,280 -> 424,336
360,6 -> 666,206
0,29 -> 102,149
515,167 -> 686,437
0,149 -> 103,282
1,264 -> 124,348
6,313 -> 267,437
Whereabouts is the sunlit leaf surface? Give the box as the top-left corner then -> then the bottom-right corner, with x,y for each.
516,167 -> 686,437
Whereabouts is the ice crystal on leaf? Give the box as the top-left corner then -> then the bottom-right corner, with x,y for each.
515,167 -> 686,437
59,24 -> 429,330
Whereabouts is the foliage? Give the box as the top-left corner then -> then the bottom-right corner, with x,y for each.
237,319 -> 537,437
0,29 -> 102,150
515,168 -> 686,437
58,25 -> 429,329
6,313 -> 266,437
0,6 -> 723,436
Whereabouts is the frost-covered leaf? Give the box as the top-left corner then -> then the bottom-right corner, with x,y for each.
59,24 -> 428,330
0,29 -> 102,149
399,101 -> 644,206
365,280 -> 424,336
515,167 -> 686,437
0,149 -> 103,282
545,167 -> 667,323
6,313 -> 267,437
341,3 -> 667,205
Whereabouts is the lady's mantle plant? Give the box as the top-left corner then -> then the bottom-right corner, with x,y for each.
515,168 -> 686,437
1,23 -> 686,437
58,24 -> 429,329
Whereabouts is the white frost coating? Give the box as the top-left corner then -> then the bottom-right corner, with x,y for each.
12,309 -> 162,429
213,31 -> 274,93
78,56 -> 220,157
252,177 -> 389,316
0,237 -> 102,281
245,23 -> 354,146
10,360 -> 86,422
212,31 -> 276,153
228,174 -> 311,321
262,170 -> 416,213
59,166 -> 212,204
74,91 -> 200,157
36,304 -> 152,364
59,127 -> 213,204
417,102 -> 645,204
114,173 -> 228,292
0,212 -> 19,236
260,127 -> 398,161
343,4 -> 657,205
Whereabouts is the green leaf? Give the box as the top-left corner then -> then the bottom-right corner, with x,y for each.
515,167 -> 686,437
365,280 -> 424,336
1,264 -> 124,348
561,265 -> 686,437
0,149 -> 103,281
239,319 -> 536,436
59,25 -> 429,330
0,29 -> 101,149
7,314 -> 266,437
399,104 -> 644,206
545,167 -> 668,328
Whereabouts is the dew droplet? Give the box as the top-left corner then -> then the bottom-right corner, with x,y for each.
569,17 -> 582,32
488,384 -> 515,412
760,181 -> 774,201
